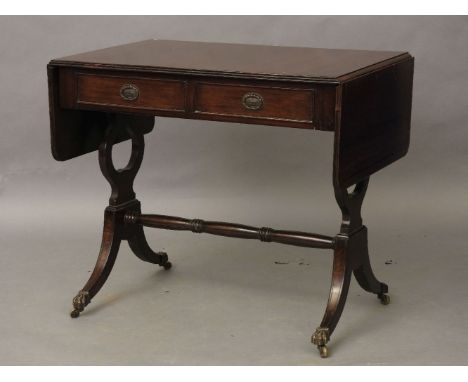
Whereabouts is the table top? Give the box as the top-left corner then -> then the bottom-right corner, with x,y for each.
50,39 -> 409,82
48,40 -> 413,187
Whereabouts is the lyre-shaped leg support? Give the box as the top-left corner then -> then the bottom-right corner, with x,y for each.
311,178 -> 389,357
70,124 -> 171,318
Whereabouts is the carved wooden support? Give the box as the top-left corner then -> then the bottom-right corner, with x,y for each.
99,123 -> 144,206
311,177 -> 390,357
69,124 -> 389,360
335,178 -> 369,235
70,123 -> 171,318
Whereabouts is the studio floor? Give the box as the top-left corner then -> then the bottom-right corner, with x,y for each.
1,161 -> 467,365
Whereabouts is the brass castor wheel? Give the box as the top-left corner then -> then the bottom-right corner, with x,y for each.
318,345 -> 328,358
378,294 -> 390,305
163,261 -> 172,270
311,327 -> 330,358
70,309 -> 80,318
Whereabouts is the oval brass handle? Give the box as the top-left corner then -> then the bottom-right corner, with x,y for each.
242,92 -> 264,110
120,84 -> 139,101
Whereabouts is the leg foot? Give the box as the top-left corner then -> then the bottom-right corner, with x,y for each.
378,293 -> 390,305
159,252 -> 172,270
318,345 -> 328,358
311,327 -> 330,358
70,310 -> 80,318
70,290 -> 90,318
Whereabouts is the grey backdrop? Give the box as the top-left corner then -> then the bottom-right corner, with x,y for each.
0,16 -> 467,365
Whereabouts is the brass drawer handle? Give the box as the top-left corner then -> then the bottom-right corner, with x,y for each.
242,92 -> 264,110
120,84 -> 139,101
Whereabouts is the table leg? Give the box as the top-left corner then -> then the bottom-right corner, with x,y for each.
126,202 -> 172,270
70,124 -> 171,318
311,178 -> 389,357
353,229 -> 390,305
70,207 -> 122,318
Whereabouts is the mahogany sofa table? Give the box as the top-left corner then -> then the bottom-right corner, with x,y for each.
47,40 -> 414,358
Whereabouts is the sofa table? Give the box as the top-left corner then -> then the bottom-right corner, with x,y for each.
47,40 -> 414,358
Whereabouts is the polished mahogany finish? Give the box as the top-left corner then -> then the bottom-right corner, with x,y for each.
47,40 -> 414,358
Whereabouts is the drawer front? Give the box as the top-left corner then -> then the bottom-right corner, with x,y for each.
76,74 -> 186,112
194,83 -> 314,123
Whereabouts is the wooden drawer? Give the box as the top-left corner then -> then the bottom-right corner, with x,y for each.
76,73 -> 186,112
193,82 -> 314,123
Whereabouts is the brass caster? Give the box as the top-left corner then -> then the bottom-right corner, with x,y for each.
379,294 -> 390,305
311,327 -> 330,358
71,290 -> 89,318
70,309 -> 80,318
163,261 -> 172,270
318,345 -> 328,358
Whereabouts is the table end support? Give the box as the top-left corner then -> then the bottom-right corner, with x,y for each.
312,177 -> 390,357
70,123 -> 171,318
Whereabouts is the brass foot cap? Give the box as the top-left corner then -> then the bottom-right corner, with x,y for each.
158,252 -> 171,270
318,345 -> 328,358
70,310 -> 80,318
379,294 -> 390,305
